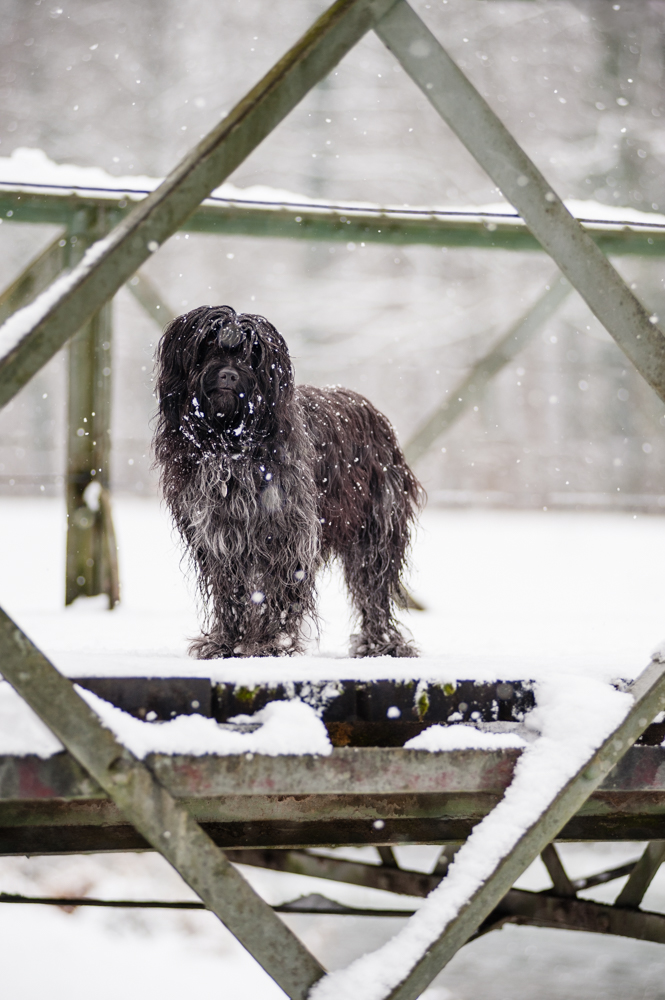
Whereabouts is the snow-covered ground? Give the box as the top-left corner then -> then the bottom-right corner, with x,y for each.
1,498 -> 665,998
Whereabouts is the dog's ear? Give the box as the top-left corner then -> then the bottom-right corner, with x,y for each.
156,312 -> 194,429
243,314 -> 294,409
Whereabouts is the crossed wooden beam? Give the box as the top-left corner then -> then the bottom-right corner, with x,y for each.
1,0 -> 665,413
3,0 -> 665,996
2,610 -> 665,999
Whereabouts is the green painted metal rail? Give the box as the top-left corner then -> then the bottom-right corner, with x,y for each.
2,185 -> 665,256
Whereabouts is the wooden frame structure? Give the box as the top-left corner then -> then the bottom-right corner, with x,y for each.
2,608 -> 665,999
3,0 -> 665,996
3,5 -> 665,601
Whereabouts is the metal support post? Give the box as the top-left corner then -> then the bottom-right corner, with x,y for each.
374,1 -> 665,405
0,607 -> 326,1000
65,210 -> 119,608
403,274 -> 571,465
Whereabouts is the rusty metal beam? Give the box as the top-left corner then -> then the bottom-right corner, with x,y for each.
0,607 -> 325,999
229,848 -> 442,896
3,885 -> 664,948
5,742 -> 665,802
375,0 -> 665,405
2,740 -> 665,853
2,815 -> 665,856
478,888 -> 665,946
0,0 -> 398,411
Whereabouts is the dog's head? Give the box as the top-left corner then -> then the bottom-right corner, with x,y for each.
156,305 -> 294,447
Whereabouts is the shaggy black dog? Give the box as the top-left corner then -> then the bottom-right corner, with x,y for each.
154,305 -> 422,659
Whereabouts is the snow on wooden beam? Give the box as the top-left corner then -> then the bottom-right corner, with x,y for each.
0,605 -> 326,1000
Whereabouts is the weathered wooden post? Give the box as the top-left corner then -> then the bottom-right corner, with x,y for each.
65,207 -> 119,608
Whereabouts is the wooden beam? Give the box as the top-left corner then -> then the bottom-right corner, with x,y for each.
403,274 -> 571,466
0,606 -> 325,1000
375,0 -> 665,405
541,843 -> 576,898
126,271 -> 175,329
382,658 -> 665,1000
0,0 -> 399,411
64,210 -> 119,608
0,233 -> 67,326
615,841 -> 665,909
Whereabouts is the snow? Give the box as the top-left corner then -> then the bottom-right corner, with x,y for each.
403,724 -> 526,751
75,690 -> 333,758
1,498 -> 662,686
0,681 -> 63,757
0,682 -> 332,759
0,498 -> 664,998
1,147 -> 664,230
309,674 -> 632,1000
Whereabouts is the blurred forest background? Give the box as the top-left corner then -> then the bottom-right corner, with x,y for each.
1,0 -> 665,509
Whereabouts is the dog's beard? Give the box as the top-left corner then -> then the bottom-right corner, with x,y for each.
209,389 -> 241,423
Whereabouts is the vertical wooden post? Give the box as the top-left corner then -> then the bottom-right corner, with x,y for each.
65,209 -> 119,608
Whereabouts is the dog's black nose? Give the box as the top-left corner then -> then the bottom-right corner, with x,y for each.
218,367 -> 240,389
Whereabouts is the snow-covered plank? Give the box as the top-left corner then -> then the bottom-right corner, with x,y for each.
308,659 -> 665,1000
376,0 -> 665,407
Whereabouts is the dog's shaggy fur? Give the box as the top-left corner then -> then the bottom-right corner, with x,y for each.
154,305 -> 422,659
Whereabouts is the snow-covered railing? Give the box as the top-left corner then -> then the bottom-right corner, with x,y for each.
1,148 -> 665,256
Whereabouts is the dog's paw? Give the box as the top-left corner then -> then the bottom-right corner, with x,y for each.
349,633 -> 418,658
230,634 -> 300,658
189,635 -> 234,660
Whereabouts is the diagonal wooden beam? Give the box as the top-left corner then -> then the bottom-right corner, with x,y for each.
0,0 -> 399,411
0,607 -> 326,1000
374,0 -> 665,405
615,841 -> 665,909
381,658 -> 665,1000
0,234 -> 68,327
126,271 -> 176,329
403,274 -> 571,466
541,843 -> 576,898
